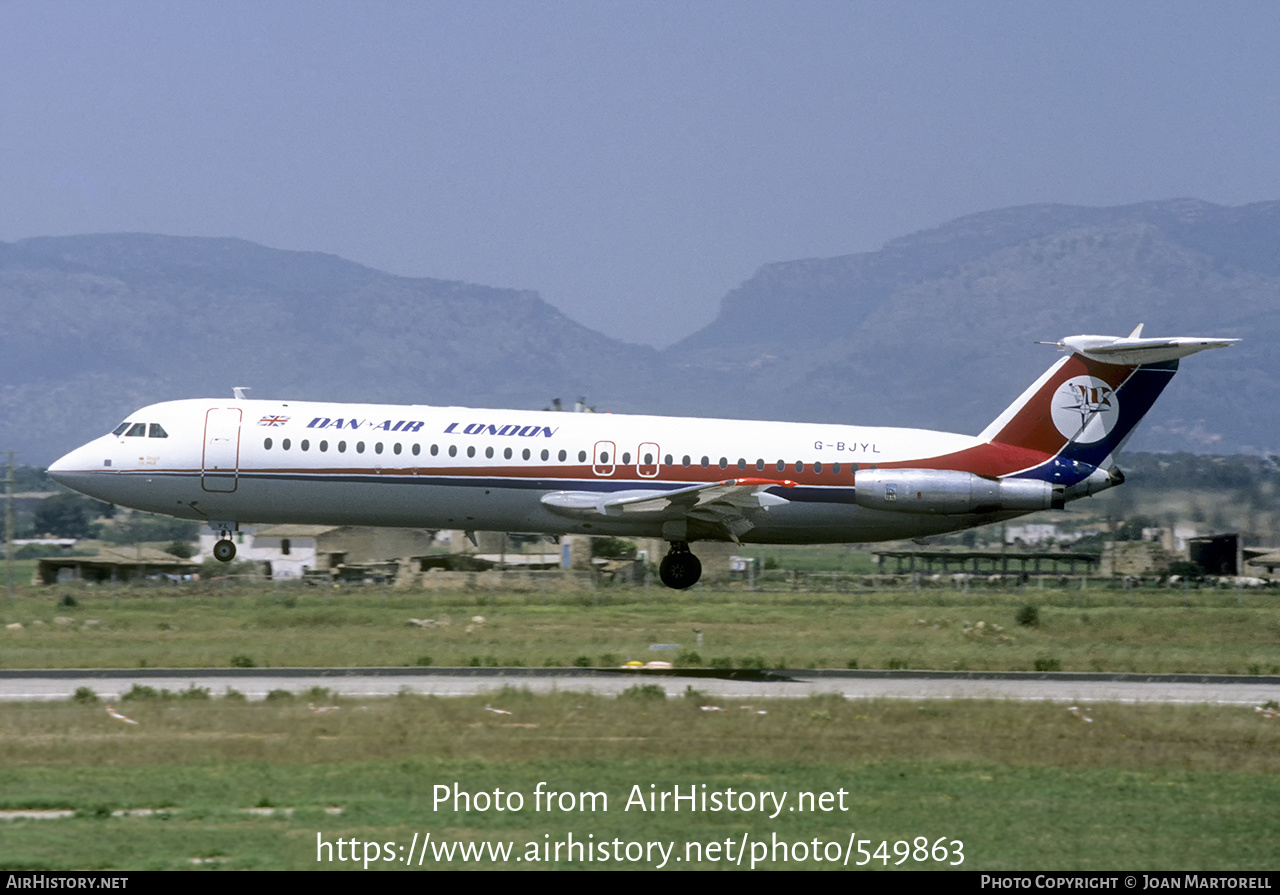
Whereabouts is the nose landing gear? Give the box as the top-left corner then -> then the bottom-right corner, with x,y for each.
212,535 -> 237,562
659,541 -> 702,589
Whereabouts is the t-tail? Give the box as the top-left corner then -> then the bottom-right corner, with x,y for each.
977,325 -> 1237,496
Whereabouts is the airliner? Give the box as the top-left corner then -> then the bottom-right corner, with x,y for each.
48,327 -> 1234,588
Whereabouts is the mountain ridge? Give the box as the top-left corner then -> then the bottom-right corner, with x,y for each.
3,198 -> 1275,464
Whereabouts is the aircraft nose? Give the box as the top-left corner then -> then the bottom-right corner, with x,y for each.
47,441 -> 105,489
47,448 -> 75,484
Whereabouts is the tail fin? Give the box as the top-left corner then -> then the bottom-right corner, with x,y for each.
978,328 -> 1236,470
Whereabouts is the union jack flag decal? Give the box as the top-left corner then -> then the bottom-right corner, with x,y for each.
258,415 -> 290,427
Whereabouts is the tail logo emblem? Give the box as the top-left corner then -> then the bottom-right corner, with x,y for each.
1051,376 -> 1118,443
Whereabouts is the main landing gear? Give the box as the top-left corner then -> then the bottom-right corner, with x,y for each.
212,536 -> 237,563
659,541 -> 702,590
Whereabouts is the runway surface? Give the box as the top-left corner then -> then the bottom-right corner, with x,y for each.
2,667 -> 1278,706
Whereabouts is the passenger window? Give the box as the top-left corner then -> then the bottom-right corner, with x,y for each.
338,441 -> 347,452
832,463 -> 840,474
756,459 -> 764,471
644,453 -> 654,465
375,443 -> 383,454
448,445 -> 457,457
578,450 -> 587,462
542,449 -> 550,461
522,448 -> 531,461
683,455 -> 691,466
814,461 -> 822,473
282,438 -> 291,450
485,446 -> 494,459
795,461 -> 804,472
356,442 -> 365,453
664,454 -> 672,465
558,450 -> 566,462
621,452 -> 630,464
430,444 -> 438,456
700,456 -> 709,468
148,424 -> 168,438
718,457 -> 727,469
412,444 -> 420,456
301,440 -> 310,451
394,443 -> 402,455
264,438 -> 272,450
467,446 -> 475,458
320,441 -> 328,452
737,458 -> 746,470
776,460 -> 785,472
504,447 -> 512,460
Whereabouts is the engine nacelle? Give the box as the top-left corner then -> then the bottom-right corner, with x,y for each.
854,469 -> 1063,514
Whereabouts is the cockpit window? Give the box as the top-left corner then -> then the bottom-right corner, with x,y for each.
125,423 -> 147,437
113,422 -> 131,436
148,423 -> 168,438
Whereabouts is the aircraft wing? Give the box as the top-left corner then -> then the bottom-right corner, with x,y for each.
541,477 -> 795,540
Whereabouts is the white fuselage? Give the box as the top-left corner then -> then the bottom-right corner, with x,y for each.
48,397 -> 1020,544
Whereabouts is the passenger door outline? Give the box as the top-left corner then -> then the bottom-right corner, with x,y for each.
202,407 -> 242,493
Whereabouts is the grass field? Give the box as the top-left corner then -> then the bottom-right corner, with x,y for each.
1,692 -> 1277,870
1,579 -> 1278,674
2,579 -> 1277,871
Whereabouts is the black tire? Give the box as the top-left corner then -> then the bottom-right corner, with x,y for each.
659,551 -> 702,589
213,539 -> 236,562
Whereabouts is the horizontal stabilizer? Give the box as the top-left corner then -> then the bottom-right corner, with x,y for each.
1049,331 -> 1237,365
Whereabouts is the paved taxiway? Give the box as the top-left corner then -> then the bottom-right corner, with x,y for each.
2,668 -> 1277,705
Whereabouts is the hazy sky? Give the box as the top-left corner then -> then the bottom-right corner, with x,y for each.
4,1 -> 1278,346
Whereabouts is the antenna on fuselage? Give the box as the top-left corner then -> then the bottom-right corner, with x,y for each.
232,387 -> 250,400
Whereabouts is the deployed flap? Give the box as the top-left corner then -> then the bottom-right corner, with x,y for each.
541,477 -> 795,540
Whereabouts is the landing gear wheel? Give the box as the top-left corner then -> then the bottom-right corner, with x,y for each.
213,539 -> 237,563
659,549 -> 702,590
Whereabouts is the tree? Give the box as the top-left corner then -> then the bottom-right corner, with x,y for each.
32,493 -> 106,539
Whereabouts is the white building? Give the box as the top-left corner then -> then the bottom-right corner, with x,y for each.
196,525 -> 438,579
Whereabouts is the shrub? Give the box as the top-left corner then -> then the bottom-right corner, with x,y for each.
1034,657 -> 1062,672
72,686 -> 99,704
230,654 -> 256,668
121,684 -> 159,701
165,540 -> 196,559
620,684 -> 667,701
1016,605 -> 1040,627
